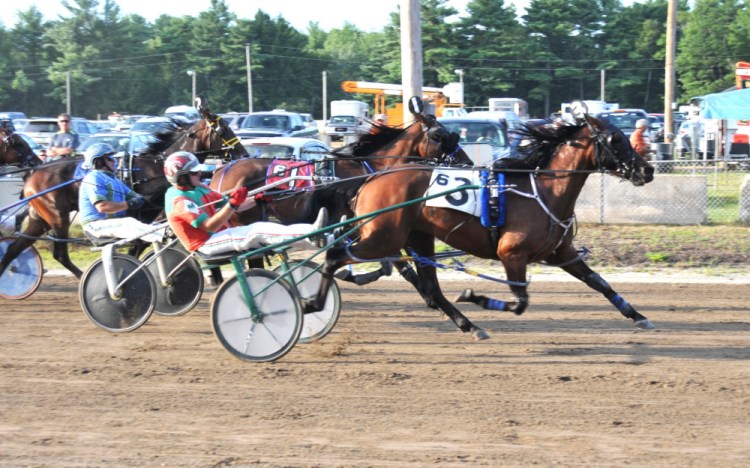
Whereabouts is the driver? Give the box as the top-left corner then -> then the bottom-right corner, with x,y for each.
79,143 -> 165,243
163,151 -> 330,256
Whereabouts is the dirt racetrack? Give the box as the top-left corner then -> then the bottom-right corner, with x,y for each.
1,272 -> 749,466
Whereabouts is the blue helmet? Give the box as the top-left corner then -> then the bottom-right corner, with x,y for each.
83,143 -> 116,168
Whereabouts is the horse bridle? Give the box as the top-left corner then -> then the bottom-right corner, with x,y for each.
583,119 -> 637,179
422,116 -> 462,165
1,131 -> 39,168
192,115 -> 242,161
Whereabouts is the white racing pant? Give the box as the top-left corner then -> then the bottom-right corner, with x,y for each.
197,222 -> 315,256
83,218 -> 165,244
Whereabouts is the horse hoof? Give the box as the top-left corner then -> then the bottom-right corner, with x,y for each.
634,319 -> 655,330
454,288 -> 474,303
472,329 -> 490,340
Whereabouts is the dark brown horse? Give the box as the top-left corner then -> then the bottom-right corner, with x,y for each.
0,98 -> 247,282
208,99 -> 471,287
210,100 -> 470,227
0,127 -> 42,169
304,115 -> 656,339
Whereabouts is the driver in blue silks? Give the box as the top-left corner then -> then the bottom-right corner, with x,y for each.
78,143 -> 165,243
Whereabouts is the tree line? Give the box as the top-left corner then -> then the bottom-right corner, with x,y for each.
0,0 -> 747,120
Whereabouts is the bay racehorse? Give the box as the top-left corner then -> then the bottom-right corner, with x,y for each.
303,114 -> 656,339
0,97 -> 247,283
208,97 -> 471,287
0,127 -> 42,169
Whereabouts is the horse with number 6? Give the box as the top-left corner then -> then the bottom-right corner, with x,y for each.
303,111 -> 656,340
208,96 -> 472,287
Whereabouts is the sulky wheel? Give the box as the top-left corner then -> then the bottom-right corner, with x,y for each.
79,254 -> 156,333
141,247 -> 204,316
273,260 -> 341,343
210,268 -> 302,363
0,237 -> 43,300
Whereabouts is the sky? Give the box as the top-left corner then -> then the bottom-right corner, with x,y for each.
1,1 -> 532,31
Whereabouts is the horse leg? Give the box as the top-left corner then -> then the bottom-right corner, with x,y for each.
558,258 -> 655,329
407,233 -> 489,340
333,260 -> 393,286
454,259 -> 530,316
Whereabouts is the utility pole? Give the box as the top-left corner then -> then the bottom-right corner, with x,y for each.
664,0 -> 677,143
246,44 -> 253,113
600,70 -> 606,102
186,70 -> 196,105
322,71 -> 328,122
400,0 -> 422,126
66,72 -> 71,115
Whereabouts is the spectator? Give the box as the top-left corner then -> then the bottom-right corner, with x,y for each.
630,118 -> 653,159
45,113 -> 79,162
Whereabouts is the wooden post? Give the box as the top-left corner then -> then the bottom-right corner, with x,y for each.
400,0 -> 422,126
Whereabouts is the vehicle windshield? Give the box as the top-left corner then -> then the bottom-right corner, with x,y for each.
79,135 -> 131,153
246,144 -> 294,158
244,115 -> 290,130
131,119 -> 171,133
23,122 -> 58,133
440,122 -> 507,147
329,116 -> 356,125
596,112 -> 644,130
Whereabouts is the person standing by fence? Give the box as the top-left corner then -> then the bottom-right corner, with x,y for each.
630,118 -> 653,159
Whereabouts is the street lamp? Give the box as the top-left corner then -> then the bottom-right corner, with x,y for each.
454,69 -> 465,104
186,70 -> 196,104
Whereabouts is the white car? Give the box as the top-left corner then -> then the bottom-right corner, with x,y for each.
241,137 -> 331,162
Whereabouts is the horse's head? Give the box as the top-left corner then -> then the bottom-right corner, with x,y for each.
336,96 -> 472,168
584,116 -> 654,186
0,128 -> 42,168
186,96 -> 249,162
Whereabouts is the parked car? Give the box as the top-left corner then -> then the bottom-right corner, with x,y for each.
164,105 -> 199,123
21,117 -> 100,147
130,116 -> 179,134
78,131 -> 132,154
77,130 -> 156,156
299,113 -> 317,129
218,112 -> 250,131
647,113 -> 665,142
236,110 -> 319,139
112,114 -> 151,132
242,137 -> 331,161
467,110 -> 523,133
438,116 -> 510,164
594,108 -> 649,137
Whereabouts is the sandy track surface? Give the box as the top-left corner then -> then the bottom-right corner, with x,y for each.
1,275 -> 749,466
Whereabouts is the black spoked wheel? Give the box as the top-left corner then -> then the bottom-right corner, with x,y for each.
79,254 -> 156,333
142,248 -> 204,316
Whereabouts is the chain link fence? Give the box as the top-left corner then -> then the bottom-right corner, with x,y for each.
577,158 -> 750,225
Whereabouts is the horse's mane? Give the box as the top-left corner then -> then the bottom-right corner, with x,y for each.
140,120 -> 186,157
330,123 -> 408,158
499,119 -> 585,170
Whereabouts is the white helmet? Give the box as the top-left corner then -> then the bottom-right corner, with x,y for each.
164,151 -> 200,185
83,143 -> 116,169
635,118 -> 649,129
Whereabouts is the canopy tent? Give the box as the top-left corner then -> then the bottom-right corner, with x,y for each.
691,88 -> 750,120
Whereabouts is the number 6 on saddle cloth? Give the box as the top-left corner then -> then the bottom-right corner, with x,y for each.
425,168 -> 506,228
